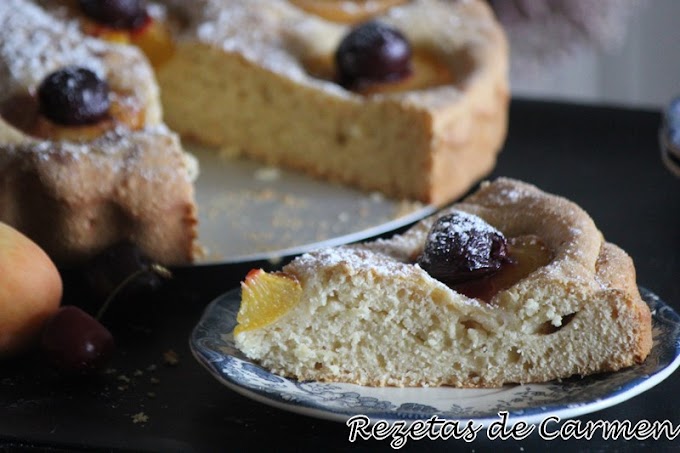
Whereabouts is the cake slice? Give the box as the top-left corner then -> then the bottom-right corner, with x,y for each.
0,0 -> 197,265
234,178 -> 653,387
156,0 -> 508,205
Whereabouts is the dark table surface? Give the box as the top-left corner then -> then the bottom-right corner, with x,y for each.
1,99 -> 679,452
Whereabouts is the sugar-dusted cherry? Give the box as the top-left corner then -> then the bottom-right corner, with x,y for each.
335,21 -> 412,90
418,211 -> 509,284
37,67 -> 110,126
78,0 -> 150,30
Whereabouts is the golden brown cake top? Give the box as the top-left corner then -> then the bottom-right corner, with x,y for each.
368,178 -> 603,275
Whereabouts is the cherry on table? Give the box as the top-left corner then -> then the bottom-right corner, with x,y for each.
37,66 -> 110,126
335,20 -> 412,90
41,306 -> 115,375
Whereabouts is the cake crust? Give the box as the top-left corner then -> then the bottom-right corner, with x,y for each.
235,178 -> 653,387
0,120 -> 197,265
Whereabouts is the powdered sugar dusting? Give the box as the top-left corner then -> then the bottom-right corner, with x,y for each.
3,125 -> 191,183
0,0 -> 157,118
474,179 -> 539,207
427,211 -> 501,246
288,210 -> 505,285
0,0 -> 180,175
289,244 -> 422,282
419,210 -> 505,269
0,0 -> 109,99
163,0 -> 314,85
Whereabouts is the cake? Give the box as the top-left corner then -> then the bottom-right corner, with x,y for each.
0,0 -> 197,266
155,0 -> 509,205
234,178 -> 653,387
1,0 -> 508,265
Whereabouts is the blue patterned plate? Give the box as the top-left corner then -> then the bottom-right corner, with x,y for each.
190,287 -> 680,425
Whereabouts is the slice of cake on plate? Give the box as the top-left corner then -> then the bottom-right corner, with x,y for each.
234,178 -> 653,387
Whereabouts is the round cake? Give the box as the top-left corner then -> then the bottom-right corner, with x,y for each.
1,0 -> 509,264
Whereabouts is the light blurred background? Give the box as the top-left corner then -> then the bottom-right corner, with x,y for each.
507,0 -> 679,109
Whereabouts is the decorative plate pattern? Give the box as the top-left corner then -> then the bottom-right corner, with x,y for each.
190,287 -> 680,425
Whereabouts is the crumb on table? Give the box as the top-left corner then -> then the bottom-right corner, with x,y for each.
163,349 -> 179,366
132,412 -> 149,424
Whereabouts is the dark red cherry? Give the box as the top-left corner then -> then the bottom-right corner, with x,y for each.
41,306 -> 115,374
335,21 -> 412,90
37,67 -> 110,126
78,0 -> 150,30
417,211 -> 509,284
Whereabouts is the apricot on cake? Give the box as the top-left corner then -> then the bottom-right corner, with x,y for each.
0,0 -> 197,265
234,178 -> 653,387
156,0 -> 509,205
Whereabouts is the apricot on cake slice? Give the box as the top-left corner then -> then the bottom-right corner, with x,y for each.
235,269 -> 302,336
234,178 -> 653,387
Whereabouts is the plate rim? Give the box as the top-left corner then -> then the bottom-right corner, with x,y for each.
190,287 -> 680,425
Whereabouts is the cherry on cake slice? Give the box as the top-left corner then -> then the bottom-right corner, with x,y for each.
234,178 -> 653,387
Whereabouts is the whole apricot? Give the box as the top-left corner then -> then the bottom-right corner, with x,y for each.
0,222 -> 62,357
